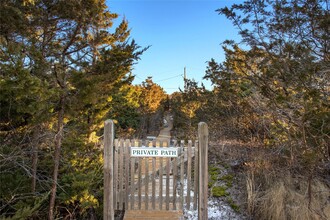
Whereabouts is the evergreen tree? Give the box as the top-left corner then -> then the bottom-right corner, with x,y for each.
0,0 -> 145,218
207,0 -> 329,169
137,77 -> 167,137
170,78 -> 208,139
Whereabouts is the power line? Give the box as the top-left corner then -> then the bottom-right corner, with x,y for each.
155,74 -> 182,83
135,75 -> 144,80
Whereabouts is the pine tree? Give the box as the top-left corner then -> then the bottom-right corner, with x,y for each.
0,0 -> 145,218
138,77 -> 167,137
208,0 -> 329,167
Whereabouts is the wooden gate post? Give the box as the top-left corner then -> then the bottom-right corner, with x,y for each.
198,122 -> 208,220
104,120 -> 114,220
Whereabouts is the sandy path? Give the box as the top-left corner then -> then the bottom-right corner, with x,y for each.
156,114 -> 173,142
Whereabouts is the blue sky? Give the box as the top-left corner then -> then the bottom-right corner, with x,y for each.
106,0 -> 242,94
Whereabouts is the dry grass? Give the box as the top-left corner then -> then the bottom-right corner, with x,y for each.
209,140 -> 330,220
246,171 -> 257,215
255,177 -> 330,220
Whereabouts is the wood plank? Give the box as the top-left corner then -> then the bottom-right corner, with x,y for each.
138,156 -> 142,210
145,154 -> 149,210
125,139 -> 130,210
198,122 -> 209,220
119,139 -> 124,210
152,156 -> 156,209
103,120 -> 114,220
153,140 -> 159,210
130,194 -> 180,203
187,140 -> 192,210
165,144 -> 170,210
124,210 -> 183,220
159,142 -> 164,210
180,140 -> 185,210
130,140 -> 140,210
194,140 -> 199,210
130,151 -> 135,210
172,154 -> 178,210
114,139 -> 119,210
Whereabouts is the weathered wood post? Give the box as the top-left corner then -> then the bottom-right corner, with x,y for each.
198,122 -> 208,220
104,120 -> 114,220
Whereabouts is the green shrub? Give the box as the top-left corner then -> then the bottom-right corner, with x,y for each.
227,197 -> 240,212
212,186 -> 229,197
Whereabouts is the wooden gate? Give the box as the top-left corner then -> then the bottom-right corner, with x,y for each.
104,121 -> 209,220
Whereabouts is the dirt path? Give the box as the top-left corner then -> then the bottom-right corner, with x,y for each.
156,114 -> 173,142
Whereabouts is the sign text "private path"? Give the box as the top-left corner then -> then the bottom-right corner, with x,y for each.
130,147 -> 178,158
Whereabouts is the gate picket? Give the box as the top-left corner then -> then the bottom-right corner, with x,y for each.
194,140 -> 199,210
114,139 -> 119,210
173,153 -> 178,210
187,140 -> 192,210
159,141 -> 164,210
125,139 -> 130,210
165,142 -> 170,210
138,156 -> 142,210
145,148 -> 149,210
179,140 -> 185,210
130,152 -> 135,210
119,139 -> 124,210
165,158 -> 170,210
152,154 -> 156,209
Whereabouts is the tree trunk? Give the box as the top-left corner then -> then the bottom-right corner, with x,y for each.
49,95 -> 65,220
31,128 -> 39,193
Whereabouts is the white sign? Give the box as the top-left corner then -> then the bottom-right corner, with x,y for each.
130,147 -> 178,158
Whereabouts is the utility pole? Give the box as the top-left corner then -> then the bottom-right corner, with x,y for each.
184,66 -> 187,91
